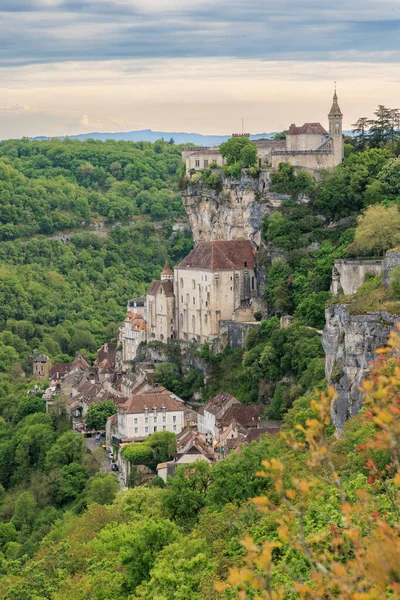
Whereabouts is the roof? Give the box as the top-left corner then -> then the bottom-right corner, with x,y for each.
219,404 -> 265,428
204,392 -> 240,417
161,260 -> 174,276
119,391 -> 185,414
254,140 -> 286,148
147,280 -> 174,297
96,343 -> 117,366
329,91 -> 343,117
287,122 -> 328,136
50,364 -> 71,378
71,355 -> 90,371
34,354 -> 49,363
176,240 -> 255,271
177,433 -> 214,461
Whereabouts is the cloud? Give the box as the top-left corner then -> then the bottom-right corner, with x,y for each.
0,0 -> 399,67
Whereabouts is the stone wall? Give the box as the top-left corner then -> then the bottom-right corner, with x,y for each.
331,259 -> 383,296
383,250 -> 400,288
323,304 -> 399,435
219,320 -> 261,350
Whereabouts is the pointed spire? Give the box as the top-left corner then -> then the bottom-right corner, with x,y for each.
329,83 -> 342,117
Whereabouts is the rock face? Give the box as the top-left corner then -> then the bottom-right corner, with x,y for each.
323,304 -> 399,434
181,171 -> 291,248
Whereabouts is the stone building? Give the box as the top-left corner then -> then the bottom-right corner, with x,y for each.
33,354 -> 51,381
174,239 -> 257,343
145,240 -> 257,344
146,262 -> 176,341
119,313 -> 147,367
182,90 -> 344,175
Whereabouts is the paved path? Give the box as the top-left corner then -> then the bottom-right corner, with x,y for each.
84,437 -> 125,490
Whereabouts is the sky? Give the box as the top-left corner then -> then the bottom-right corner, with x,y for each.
1,0 -> 400,138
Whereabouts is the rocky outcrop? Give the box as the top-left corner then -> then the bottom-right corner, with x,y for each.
323,304 -> 399,435
383,250 -> 400,288
181,171 -> 292,248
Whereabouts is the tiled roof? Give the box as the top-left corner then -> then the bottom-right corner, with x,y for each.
119,391 -> 184,414
204,392 -> 241,416
219,404 -> 265,428
147,280 -> 174,297
176,240 -> 255,271
329,91 -> 343,117
161,261 -> 174,276
287,122 -> 328,135
254,140 -> 286,147
71,355 -> 90,370
50,364 -> 71,378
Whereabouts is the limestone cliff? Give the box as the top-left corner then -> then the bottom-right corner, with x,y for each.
323,304 -> 399,434
181,170 -> 291,248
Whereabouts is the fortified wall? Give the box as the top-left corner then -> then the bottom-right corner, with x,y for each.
331,259 -> 384,296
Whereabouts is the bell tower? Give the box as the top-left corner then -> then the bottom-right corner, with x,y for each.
328,84 -> 344,165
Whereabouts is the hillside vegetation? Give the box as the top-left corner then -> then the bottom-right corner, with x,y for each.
0,133 -> 399,598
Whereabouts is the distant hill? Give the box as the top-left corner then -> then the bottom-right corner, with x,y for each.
31,129 -> 278,146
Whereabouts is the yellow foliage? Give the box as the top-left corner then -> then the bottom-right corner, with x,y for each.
217,330 -> 400,600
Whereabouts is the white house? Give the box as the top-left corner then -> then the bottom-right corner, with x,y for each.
197,392 -> 241,441
116,390 -> 185,442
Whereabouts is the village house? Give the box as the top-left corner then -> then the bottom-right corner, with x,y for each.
182,90 -> 344,176
113,388 -> 185,446
119,313 -> 147,367
157,430 -> 214,483
197,392 -> 241,441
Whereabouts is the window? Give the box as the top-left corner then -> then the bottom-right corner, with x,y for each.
145,417 -> 148,424
145,426 -> 149,433
163,415 -> 166,422
244,261 -> 247,267
204,159 -> 208,167
173,416 -> 176,423
180,313 -> 183,326
230,276 -> 233,281
154,426 -> 157,432
193,297 -> 195,305
180,278 -> 183,288
163,426 -> 166,431
181,295 -> 183,303
134,427 -> 138,434
251,276 -> 255,291
204,314 -> 208,324
134,417 -> 138,425
192,315 -> 195,332
195,159 -> 200,167
192,279 -> 196,290
205,275 -> 207,282
186,293 -> 189,304
173,425 -> 177,432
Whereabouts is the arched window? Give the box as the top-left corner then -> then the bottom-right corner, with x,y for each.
180,313 -> 183,326
186,293 -> 189,304
192,315 -> 196,332
204,314 -> 208,325
180,278 -> 183,288
192,279 -> 196,290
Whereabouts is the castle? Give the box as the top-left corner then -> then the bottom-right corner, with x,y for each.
182,89 -> 344,175
144,91 -> 344,346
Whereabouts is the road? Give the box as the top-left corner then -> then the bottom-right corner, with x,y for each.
84,437 -> 126,490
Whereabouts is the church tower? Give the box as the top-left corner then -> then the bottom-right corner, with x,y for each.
328,86 -> 344,165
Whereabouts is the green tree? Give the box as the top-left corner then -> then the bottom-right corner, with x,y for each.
121,442 -> 154,465
220,137 -> 257,167
86,472 -> 119,505
86,400 -> 116,431
45,430 -> 85,470
354,204 -> 400,256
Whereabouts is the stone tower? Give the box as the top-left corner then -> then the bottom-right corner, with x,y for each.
328,86 -> 344,165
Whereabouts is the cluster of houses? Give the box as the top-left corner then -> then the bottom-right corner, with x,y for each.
34,346 -> 281,488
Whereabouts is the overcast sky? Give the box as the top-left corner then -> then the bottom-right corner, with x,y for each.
1,0 -> 400,138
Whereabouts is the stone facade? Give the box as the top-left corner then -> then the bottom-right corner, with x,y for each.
331,259 -> 384,296
33,354 -> 51,381
383,250 -> 400,288
146,262 -> 176,341
174,240 -> 257,343
182,90 -> 344,176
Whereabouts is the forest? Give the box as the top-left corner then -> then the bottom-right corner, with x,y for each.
0,130 -> 399,598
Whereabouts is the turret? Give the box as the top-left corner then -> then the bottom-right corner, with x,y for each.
160,260 -> 174,282
328,85 -> 344,165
